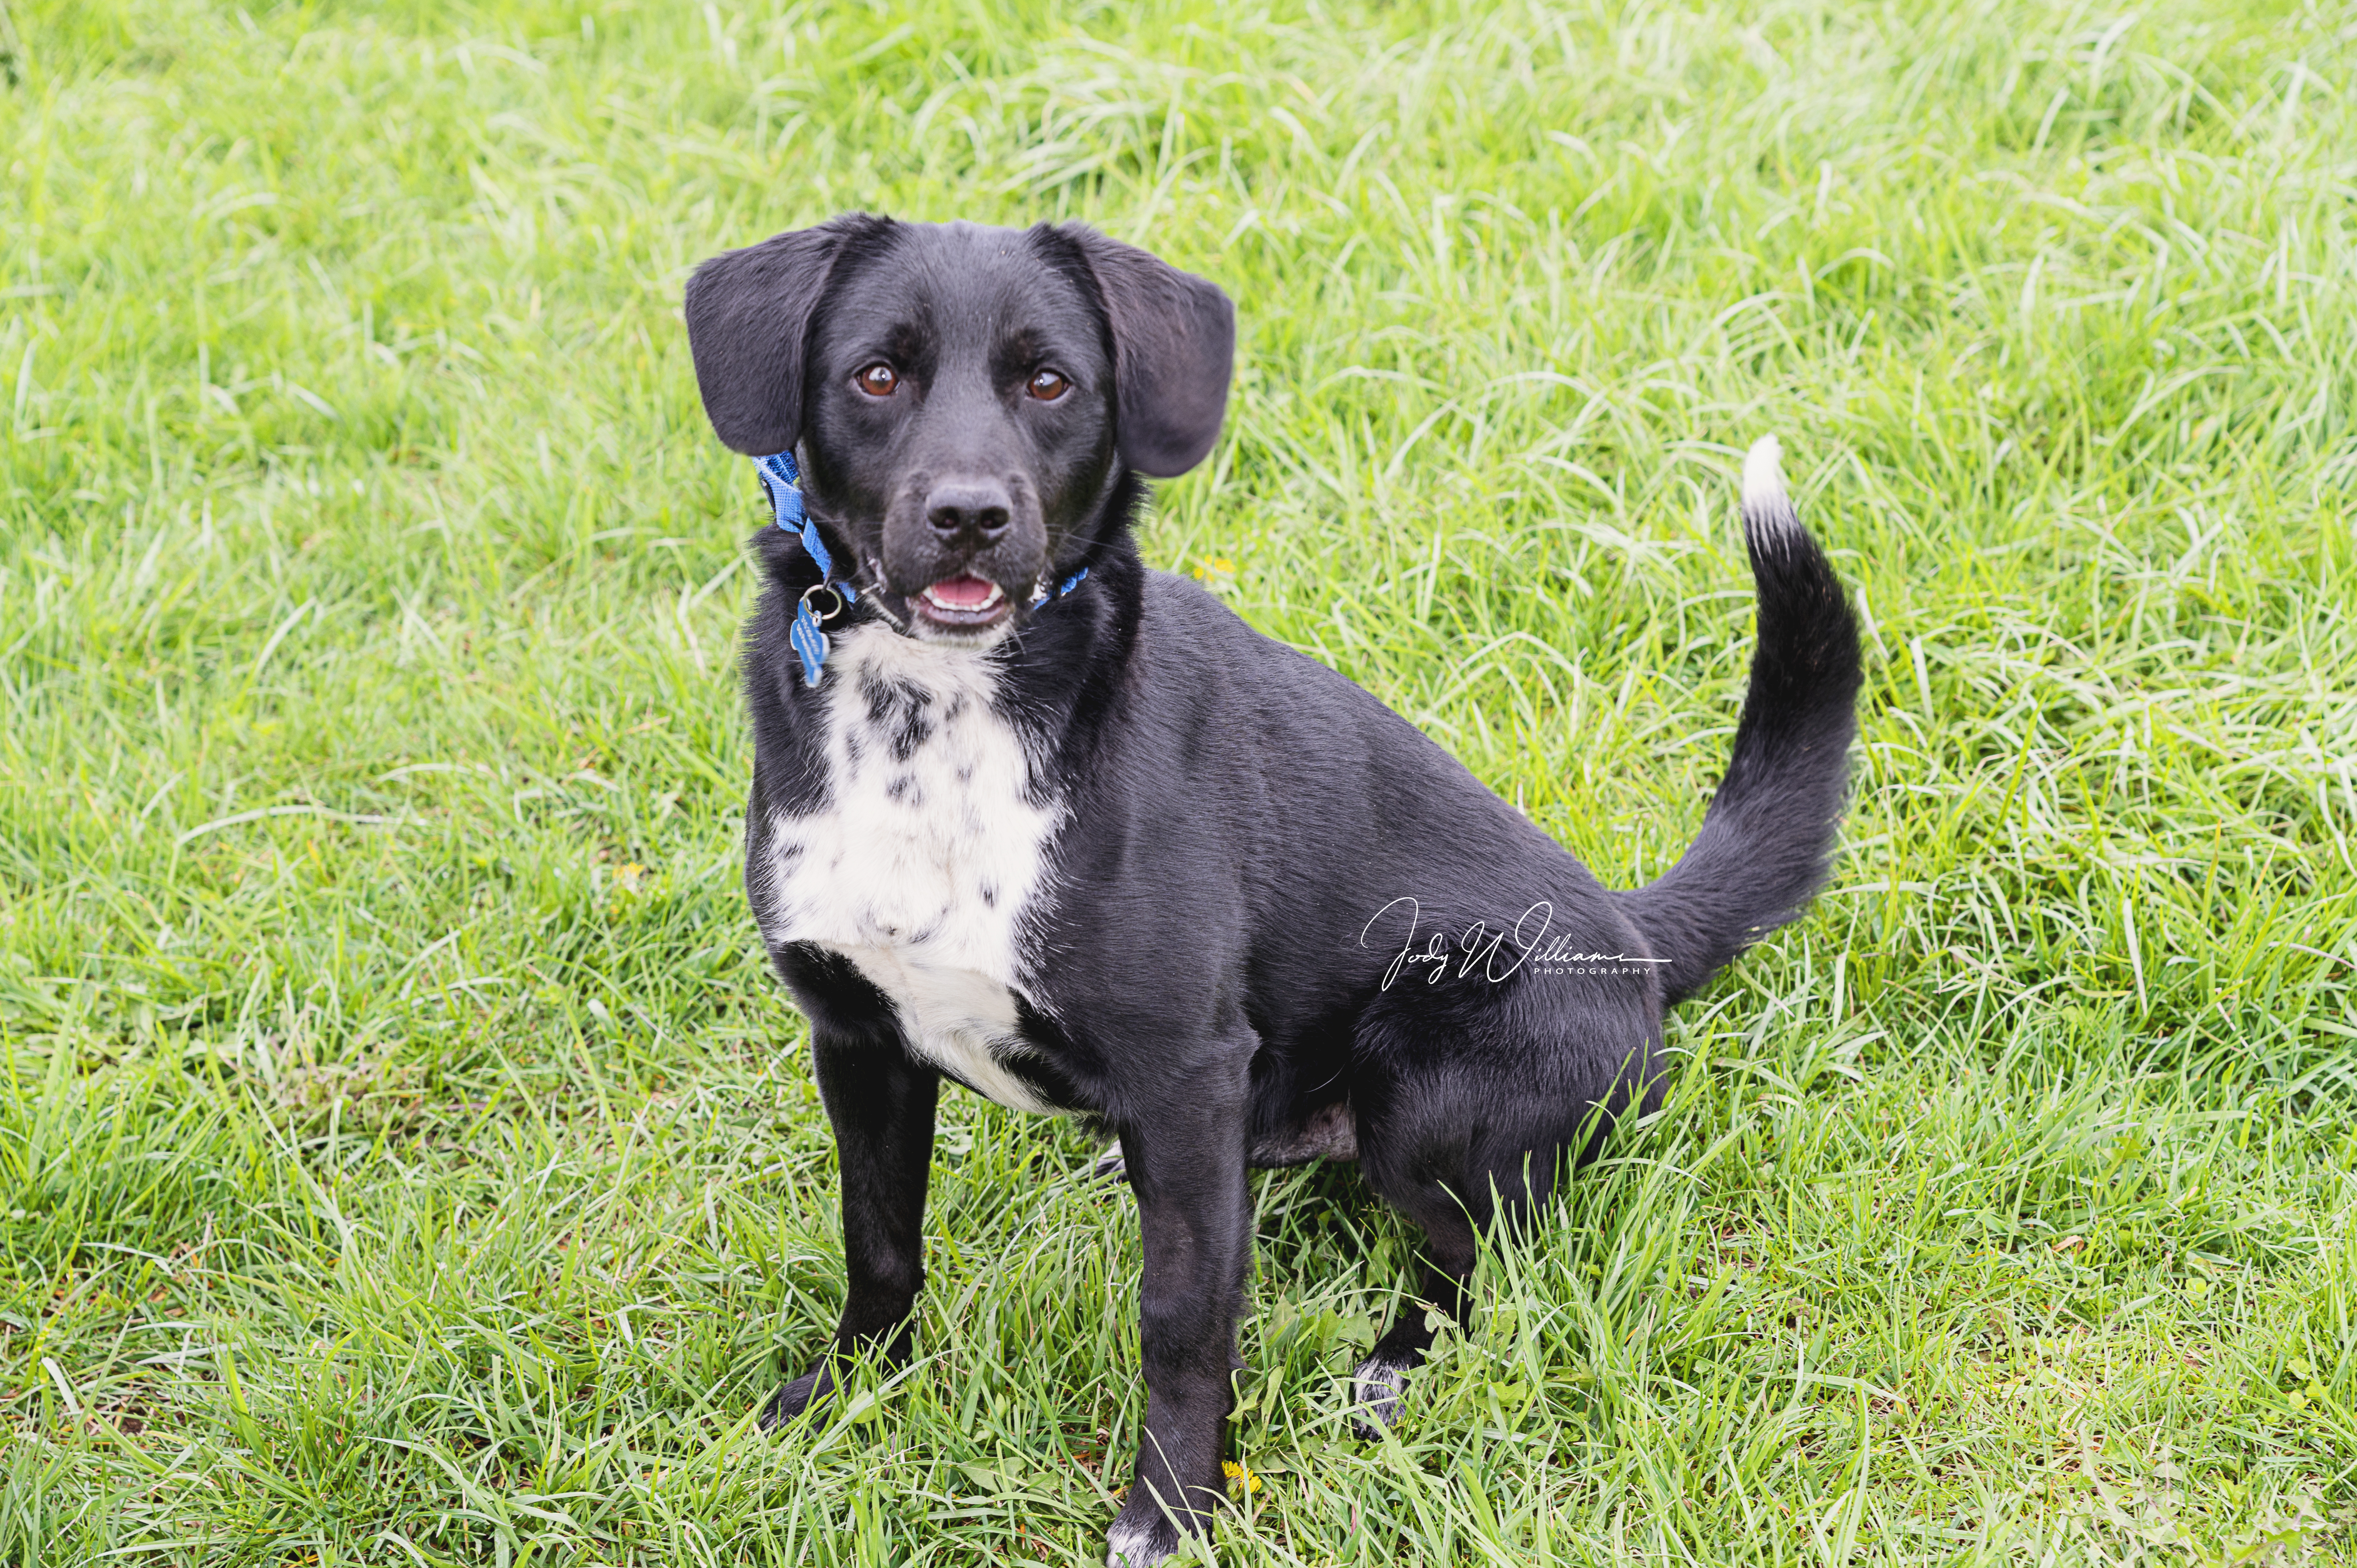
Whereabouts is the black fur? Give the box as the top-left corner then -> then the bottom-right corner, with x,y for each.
686,215 -> 1861,1566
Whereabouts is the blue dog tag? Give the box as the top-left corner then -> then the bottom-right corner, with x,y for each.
789,597 -> 830,687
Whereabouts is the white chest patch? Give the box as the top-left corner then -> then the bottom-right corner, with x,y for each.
752,622 -> 1064,1113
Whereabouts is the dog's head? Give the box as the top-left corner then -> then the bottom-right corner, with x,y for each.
685,216 -> 1233,645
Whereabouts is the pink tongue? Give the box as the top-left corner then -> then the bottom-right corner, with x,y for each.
927,574 -> 997,609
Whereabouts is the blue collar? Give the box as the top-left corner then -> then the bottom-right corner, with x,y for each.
754,449 -> 1088,687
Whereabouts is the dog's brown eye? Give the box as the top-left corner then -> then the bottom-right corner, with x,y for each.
856,364 -> 899,397
1027,369 -> 1069,402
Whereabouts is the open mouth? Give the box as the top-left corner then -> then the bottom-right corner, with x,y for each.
913,573 -> 1012,632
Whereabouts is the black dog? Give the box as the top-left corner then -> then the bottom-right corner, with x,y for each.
684,215 -> 1860,1566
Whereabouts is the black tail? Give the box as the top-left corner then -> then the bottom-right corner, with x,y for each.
1621,438 -> 1863,1005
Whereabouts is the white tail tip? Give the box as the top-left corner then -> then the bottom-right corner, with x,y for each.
1740,435 -> 1800,542
1742,436 -> 1786,511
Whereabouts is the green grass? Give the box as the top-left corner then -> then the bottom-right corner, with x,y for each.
2,0 -> 2355,1561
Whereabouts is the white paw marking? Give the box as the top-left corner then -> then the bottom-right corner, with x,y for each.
753,622 -> 1063,1113
1350,1352 -> 1413,1434
1104,1515 -> 1173,1566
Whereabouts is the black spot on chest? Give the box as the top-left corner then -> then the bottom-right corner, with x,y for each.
860,671 -> 936,762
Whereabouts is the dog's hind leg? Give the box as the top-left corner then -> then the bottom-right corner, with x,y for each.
1346,1199 -> 1481,1439
1346,1111 -> 1550,1440
1346,1011 -> 1658,1437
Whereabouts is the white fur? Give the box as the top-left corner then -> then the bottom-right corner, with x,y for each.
1350,1351 -> 1414,1436
1740,435 -> 1799,539
1104,1516 -> 1171,1567
753,621 -> 1062,1113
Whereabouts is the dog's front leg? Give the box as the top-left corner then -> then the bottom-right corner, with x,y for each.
1106,1084 -> 1251,1566
762,1038 -> 938,1429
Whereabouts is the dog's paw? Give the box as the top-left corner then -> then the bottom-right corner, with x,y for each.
758,1361 -> 836,1431
1104,1511 -> 1181,1566
1348,1352 -> 1413,1440
1092,1140 -> 1128,1181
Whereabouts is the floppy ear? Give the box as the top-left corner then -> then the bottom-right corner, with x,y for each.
1060,227 -> 1235,478
683,215 -> 884,455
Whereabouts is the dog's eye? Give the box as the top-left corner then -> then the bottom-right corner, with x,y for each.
1027,369 -> 1069,402
856,364 -> 899,397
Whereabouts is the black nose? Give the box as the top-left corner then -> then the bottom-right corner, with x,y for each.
925,482 -> 1012,543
